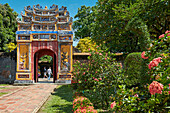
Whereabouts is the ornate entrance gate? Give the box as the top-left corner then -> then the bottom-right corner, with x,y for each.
15,4 -> 73,83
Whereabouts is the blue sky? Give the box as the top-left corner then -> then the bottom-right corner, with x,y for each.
0,0 -> 98,46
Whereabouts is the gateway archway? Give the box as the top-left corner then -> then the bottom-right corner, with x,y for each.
34,49 -> 56,83
15,4 -> 73,83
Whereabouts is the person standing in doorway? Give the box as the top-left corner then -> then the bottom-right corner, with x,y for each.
43,67 -> 48,79
47,67 -> 52,80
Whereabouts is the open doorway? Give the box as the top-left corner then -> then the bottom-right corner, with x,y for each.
38,55 -> 53,83
34,49 -> 57,83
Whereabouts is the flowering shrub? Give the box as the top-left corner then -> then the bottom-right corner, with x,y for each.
73,96 -> 97,113
72,44 -> 123,109
145,30 -> 169,85
73,31 -> 169,112
113,31 -> 170,112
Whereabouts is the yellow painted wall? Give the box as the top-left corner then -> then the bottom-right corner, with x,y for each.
60,44 -> 71,71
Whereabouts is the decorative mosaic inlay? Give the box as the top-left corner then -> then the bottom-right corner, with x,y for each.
59,36 -> 71,40
59,75 -> 71,78
18,74 -> 29,78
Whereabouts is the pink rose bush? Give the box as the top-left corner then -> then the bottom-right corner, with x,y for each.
73,96 -> 97,113
149,81 -> 164,95
72,44 -> 122,110
114,31 -> 170,112
145,30 -> 169,111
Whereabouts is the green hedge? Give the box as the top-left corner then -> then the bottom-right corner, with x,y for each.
124,52 -> 147,87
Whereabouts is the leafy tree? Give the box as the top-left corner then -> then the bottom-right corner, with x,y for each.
92,0 -> 150,53
73,5 -> 96,40
39,55 -> 53,63
5,42 -> 17,52
74,0 -> 169,53
139,0 -> 169,39
0,3 -> 18,52
76,37 -> 96,52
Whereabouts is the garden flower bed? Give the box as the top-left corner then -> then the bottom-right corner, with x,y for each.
72,31 -> 170,112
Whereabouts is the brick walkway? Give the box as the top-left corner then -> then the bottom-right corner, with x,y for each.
0,84 -> 57,113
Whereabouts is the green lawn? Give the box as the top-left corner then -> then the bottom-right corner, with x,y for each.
0,84 -> 10,96
0,87 -> 13,89
0,84 -> 9,86
38,85 -> 73,113
0,92 -> 8,96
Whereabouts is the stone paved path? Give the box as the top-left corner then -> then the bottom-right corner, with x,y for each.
0,84 -> 57,113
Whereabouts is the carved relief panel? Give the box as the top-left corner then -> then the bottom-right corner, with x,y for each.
60,44 -> 71,72
18,43 -> 31,71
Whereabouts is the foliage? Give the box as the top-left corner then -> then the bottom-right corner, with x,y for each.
112,31 -> 170,112
0,3 -> 18,51
139,0 -> 169,39
73,96 -> 97,113
76,37 -> 96,52
145,31 -> 170,84
124,52 -> 148,87
72,44 -> 123,110
74,0 -> 169,53
73,5 -> 96,40
92,0 -> 150,53
4,42 -> 17,52
39,55 -> 53,63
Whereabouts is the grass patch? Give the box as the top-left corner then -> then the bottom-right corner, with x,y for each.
0,87 -> 13,89
38,85 -> 73,113
0,84 -> 9,86
0,92 -> 8,96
